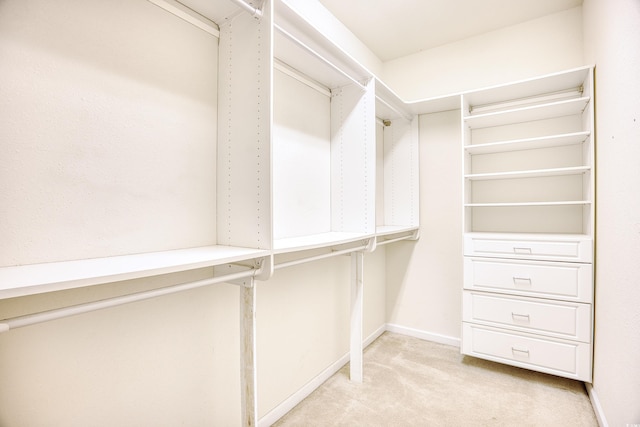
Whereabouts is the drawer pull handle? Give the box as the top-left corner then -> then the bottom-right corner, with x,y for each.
513,247 -> 532,254
511,312 -> 531,322
513,277 -> 532,286
511,347 -> 530,357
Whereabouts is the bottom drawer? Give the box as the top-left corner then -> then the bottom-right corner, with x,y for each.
462,323 -> 592,381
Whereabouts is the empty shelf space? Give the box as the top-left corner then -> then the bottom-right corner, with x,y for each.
464,97 -> 590,129
0,245 -> 270,299
464,132 -> 591,155
465,166 -> 591,181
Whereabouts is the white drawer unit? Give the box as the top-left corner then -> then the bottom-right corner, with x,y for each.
463,292 -> 591,342
462,324 -> 592,381
460,67 -> 595,382
464,257 -> 593,302
464,233 -> 593,263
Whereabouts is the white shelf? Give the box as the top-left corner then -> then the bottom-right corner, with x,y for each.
464,97 -> 590,129
463,66 -> 591,108
465,166 -> 590,181
376,225 -> 419,237
464,131 -> 591,155
272,232 -> 371,254
465,201 -> 591,207
274,24 -> 366,91
0,246 -> 270,300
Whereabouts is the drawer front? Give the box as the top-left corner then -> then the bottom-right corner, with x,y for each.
464,234 -> 592,262
463,292 -> 591,341
464,257 -> 592,302
462,324 -> 592,381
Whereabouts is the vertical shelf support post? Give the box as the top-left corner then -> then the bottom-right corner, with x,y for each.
350,251 -> 364,382
240,277 -> 257,426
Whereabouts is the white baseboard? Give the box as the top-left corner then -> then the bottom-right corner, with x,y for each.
385,323 -> 461,347
258,325 -> 386,427
585,383 -> 608,427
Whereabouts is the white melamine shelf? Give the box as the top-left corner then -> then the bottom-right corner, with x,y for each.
464,131 -> 591,155
274,24 -> 366,91
272,232 -> 371,254
465,201 -> 591,207
376,225 -> 419,237
465,166 -> 591,181
0,246 -> 270,300
464,97 -> 590,129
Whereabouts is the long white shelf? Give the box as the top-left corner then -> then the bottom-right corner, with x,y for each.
0,245 -> 270,300
464,131 -> 591,155
376,225 -> 419,237
272,231 -> 372,254
465,166 -> 591,181
465,201 -> 591,207
464,97 -> 590,129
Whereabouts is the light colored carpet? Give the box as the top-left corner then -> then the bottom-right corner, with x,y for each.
274,332 -> 598,426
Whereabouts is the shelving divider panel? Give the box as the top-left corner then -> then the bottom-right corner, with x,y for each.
465,131 -> 591,155
217,6 -> 273,250
382,116 -> 420,228
465,97 -> 590,130
331,79 -> 376,236
0,245 -> 271,299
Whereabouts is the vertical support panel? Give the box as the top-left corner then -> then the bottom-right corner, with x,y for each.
350,251 -> 364,383
240,278 -> 257,426
461,95 -> 473,233
331,79 -> 376,234
383,117 -> 420,227
218,1 -> 273,250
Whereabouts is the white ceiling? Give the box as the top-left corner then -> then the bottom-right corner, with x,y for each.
318,0 -> 583,62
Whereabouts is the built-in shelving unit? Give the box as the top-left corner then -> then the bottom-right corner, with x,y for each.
460,66 -> 595,382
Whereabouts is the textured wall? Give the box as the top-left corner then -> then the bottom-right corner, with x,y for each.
583,0 -> 640,424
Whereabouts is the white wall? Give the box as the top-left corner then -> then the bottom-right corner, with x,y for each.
382,7 -> 584,101
0,0 -> 219,266
582,0 -> 640,425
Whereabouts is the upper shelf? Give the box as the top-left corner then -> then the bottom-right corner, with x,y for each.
272,232 -> 371,254
465,131 -> 591,155
464,66 -> 591,108
274,0 -> 372,91
0,245 -> 270,299
465,166 -> 591,181
464,97 -> 590,129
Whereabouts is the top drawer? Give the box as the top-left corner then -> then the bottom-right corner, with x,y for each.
464,233 -> 592,262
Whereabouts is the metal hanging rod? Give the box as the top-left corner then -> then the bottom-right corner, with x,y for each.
229,0 -> 264,19
274,244 -> 369,270
0,267 -> 259,333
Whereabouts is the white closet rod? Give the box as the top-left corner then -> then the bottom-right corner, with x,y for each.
0,268 -> 259,333
229,0 -> 263,19
146,0 -> 220,37
375,234 -> 414,247
274,244 -> 368,270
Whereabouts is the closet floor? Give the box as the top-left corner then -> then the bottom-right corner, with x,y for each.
274,332 -> 597,426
